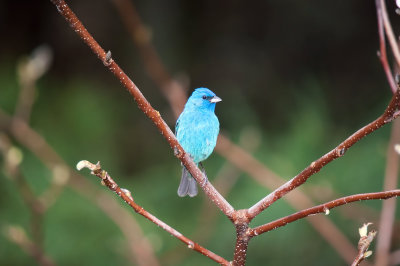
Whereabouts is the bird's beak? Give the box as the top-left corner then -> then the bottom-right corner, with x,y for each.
209,96 -> 222,103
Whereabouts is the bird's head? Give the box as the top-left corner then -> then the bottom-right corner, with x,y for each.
186,87 -> 222,112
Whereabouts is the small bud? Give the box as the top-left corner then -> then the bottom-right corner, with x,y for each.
76,160 -> 90,171
7,147 -> 23,167
364,250 -> 373,258
121,188 -> 133,201
359,223 -> 373,237
52,165 -> 70,185
395,144 -> 400,155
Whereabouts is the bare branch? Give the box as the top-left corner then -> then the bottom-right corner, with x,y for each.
15,45 -> 53,122
376,0 -> 397,93
76,160 -> 230,266
249,190 -> 400,237
375,119 -> 400,265
351,223 -> 377,266
49,0 -> 234,219
378,0 -> 400,68
3,225 -> 55,266
0,134 -> 46,248
247,88 -> 400,218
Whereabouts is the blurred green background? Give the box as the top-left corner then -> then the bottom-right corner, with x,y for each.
1,0 -> 400,265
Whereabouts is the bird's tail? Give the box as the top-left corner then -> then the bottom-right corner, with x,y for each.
177,167 -> 198,197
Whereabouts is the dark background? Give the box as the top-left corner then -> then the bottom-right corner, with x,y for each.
1,1 -> 400,265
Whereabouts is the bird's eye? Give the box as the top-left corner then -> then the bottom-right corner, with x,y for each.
202,95 -> 207,100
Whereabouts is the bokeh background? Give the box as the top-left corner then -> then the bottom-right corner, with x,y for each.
1,0 -> 400,265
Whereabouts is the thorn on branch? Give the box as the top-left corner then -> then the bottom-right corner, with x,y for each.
104,50 -> 113,66
336,147 -> 346,157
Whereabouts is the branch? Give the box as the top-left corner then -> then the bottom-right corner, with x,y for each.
351,223 -> 377,266
247,88 -> 400,218
249,190 -> 400,237
4,225 -> 55,266
76,160 -> 230,266
15,45 -> 53,122
0,110 -> 160,266
376,0 -> 397,93
375,115 -> 400,265
49,0 -> 234,219
378,0 -> 400,68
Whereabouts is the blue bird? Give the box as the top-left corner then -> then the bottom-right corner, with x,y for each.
175,87 -> 222,197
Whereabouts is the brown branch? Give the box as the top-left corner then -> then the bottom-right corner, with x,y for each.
15,45 -> 52,122
378,0 -> 400,68
375,119 -> 400,265
389,249 -> 400,265
376,0 -> 397,93
249,190 -> 400,237
49,0 -> 234,219
0,135 -> 49,261
76,160 -> 230,266
0,110 -> 160,266
247,88 -> 400,218
352,223 -> 377,266
4,225 -> 55,266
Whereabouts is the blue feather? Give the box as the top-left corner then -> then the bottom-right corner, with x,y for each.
175,88 -> 221,197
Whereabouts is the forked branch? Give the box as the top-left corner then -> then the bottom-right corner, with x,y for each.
247,88 -> 400,219
249,190 -> 400,237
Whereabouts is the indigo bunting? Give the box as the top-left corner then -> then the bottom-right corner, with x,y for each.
175,88 -> 222,197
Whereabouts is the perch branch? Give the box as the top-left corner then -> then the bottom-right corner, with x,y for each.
76,160 -> 229,266
49,0 -> 234,219
249,190 -> 400,237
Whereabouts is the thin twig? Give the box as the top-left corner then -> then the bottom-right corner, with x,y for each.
3,225 -> 55,266
351,223 -> 377,266
378,0 -> 400,68
76,160 -> 230,266
375,119 -> 400,265
15,45 -> 52,122
0,135 -> 50,264
376,0 -> 397,93
49,0 -> 234,219
249,190 -> 400,237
